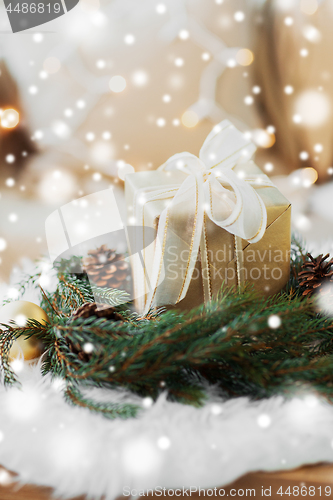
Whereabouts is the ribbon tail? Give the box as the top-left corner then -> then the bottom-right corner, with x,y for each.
234,235 -> 245,288
200,213 -> 212,303
143,174 -> 204,315
131,186 -> 179,313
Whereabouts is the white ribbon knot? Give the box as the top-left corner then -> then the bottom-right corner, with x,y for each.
133,120 -> 275,313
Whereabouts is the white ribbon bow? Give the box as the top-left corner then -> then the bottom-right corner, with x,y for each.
133,120 -> 275,314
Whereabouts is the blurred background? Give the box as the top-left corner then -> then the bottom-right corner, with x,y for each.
1,0 -> 333,286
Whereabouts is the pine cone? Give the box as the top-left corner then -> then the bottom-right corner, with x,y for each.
68,302 -> 124,362
298,253 -> 333,297
71,302 -> 125,321
83,245 -> 130,291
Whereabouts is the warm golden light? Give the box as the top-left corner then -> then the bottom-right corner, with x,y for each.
0,108 -> 20,129
291,167 -> 318,188
252,129 -> 276,148
300,0 -> 318,15
236,49 -> 254,66
182,110 -> 199,128
304,167 -> 318,185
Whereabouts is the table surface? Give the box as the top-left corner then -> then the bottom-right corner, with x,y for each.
1,463 -> 333,500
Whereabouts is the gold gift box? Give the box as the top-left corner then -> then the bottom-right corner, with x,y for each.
125,162 -> 291,312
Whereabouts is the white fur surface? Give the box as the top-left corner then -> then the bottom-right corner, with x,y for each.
0,365 -> 333,499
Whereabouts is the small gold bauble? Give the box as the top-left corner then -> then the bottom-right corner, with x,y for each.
0,300 -> 49,360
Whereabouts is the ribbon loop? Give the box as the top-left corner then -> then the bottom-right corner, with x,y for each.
199,121 -> 256,170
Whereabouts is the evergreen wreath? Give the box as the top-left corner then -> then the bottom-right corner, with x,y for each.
1,237 -> 333,420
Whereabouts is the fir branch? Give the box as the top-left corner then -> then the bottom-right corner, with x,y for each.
52,273 -> 130,316
31,289 -> 333,407
4,238 -> 333,419
1,270 -> 42,306
0,319 -> 49,386
58,274 -> 89,309
287,234 -> 308,294
64,384 -> 140,419
0,328 -> 18,386
90,285 -> 130,307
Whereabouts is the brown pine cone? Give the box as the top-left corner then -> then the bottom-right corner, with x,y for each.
68,302 -> 124,362
72,302 -> 125,321
83,245 -> 130,291
298,253 -> 333,297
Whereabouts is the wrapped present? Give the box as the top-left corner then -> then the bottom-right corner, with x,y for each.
125,120 -> 291,314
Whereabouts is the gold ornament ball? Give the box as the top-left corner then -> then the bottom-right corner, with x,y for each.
0,300 -> 49,360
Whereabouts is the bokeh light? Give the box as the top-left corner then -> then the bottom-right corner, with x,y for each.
52,120 -> 71,139
268,315 -> 281,329
294,90 -> 331,128
29,85 -> 38,95
182,110 -> 199,128
303,25 -> 321,43
290,167 -> 318,187
0,468 -> 13,486
276,0 -> 298,10
0,109 -> 20,129
0,238 -> 7,252
76,99 -> 86,109
8,213 -> 18,223
6,154 -> 15,164
236,49 -> 254,66
257,414 -> 271,428
179,29 -> 189,40
38,169 -> 77,204
124,34 -> 135,45
156,117 -> 166,127
131,70 -> 149,87
32,33 -> 43,43
174,57 -> 184,67
299,151 -> 309,160
227,59 -> 237,68
157,436 -> 171,450
244,95 -> 254,105
300,0 -> 318,15
86,132 -> 95,142
294,214 -> 312,231
156,3 -> 167,14
5,178 -> 15,187
284,16 -> 294,26
304,167 -> 318,184
316,283 -> 333,317
234,11 -> 245,22
92,172 -> 102,181
109,75 -> 127,93
90,141 -> 115,166
96,59 -> 106,69
251,129 -> 276,148
264,162 -> 274,173
284,85 -> 294,95
102,131 -> 111,140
